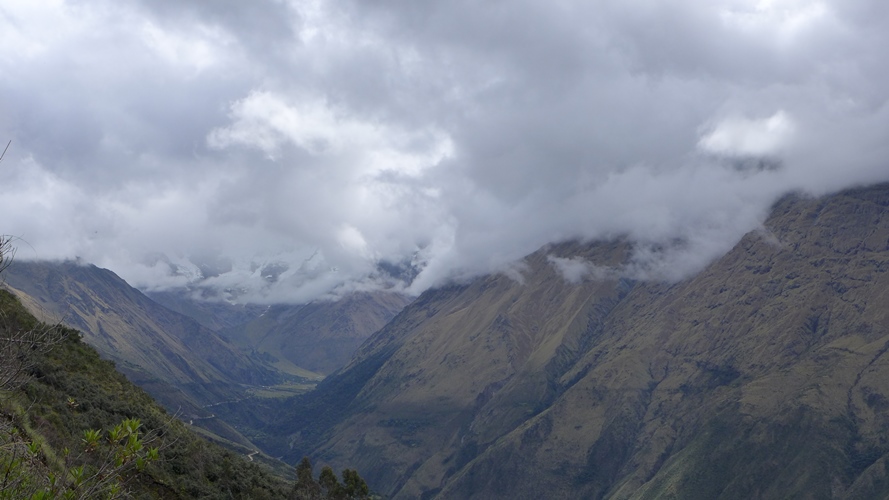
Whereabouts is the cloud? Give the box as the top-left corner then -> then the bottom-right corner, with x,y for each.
698,110 -> 796,157
207,90 -> 453,174
2,0 -> 889,303
547,256 -> 614,284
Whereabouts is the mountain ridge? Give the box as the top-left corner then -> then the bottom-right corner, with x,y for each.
263,182 -> 889,499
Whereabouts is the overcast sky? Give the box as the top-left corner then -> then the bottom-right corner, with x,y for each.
2,0 -> 888,303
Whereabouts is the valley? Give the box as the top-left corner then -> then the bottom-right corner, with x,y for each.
0,261 -> 407,457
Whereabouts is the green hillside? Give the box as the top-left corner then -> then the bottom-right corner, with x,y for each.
0,288 -> 292,498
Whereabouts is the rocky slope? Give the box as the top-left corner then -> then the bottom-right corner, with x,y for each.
271,183 -> 889,499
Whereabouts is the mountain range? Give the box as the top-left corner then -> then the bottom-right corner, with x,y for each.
5,183 -> 889,498
249,183 -> 889,499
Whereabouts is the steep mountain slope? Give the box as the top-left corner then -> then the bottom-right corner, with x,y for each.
0,261 -> 280,419
222,292 -> 411,376
271,183 -> 889,499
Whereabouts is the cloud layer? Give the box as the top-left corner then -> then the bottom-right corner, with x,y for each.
2,0 -> 888,302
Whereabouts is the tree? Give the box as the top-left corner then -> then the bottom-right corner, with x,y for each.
341,469 -> 369,499
292,456 -> 323,500
318,466 -> 342,499
290,457 -> 370,500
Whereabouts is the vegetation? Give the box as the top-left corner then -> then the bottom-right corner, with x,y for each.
1,233 -> 372,498
291,457 -> 370,500
1,285 -> 289,498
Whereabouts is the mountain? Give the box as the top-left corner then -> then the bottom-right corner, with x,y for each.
146,288 -> 266,333
221,292 -> 411,376
262,183 -> 889,499
0,261 -> 281,423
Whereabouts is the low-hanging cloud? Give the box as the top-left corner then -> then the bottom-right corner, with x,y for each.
2,0 -> 888,303
698,110 -> 796,158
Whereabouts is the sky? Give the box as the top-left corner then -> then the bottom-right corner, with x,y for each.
1,0 -> 888,303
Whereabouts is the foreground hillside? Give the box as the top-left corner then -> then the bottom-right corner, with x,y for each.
0,289 -> 292,498
263,183 -> 889,499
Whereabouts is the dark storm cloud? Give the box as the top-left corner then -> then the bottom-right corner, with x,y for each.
2,0 -> 888,302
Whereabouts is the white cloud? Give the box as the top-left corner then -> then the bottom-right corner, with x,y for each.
548,256 -> 613,284
337,225 -> 370,258
698,110 -> 796,157
720,0 -> 832,43
140,20 -> 234,75
208,90 -> 453,177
